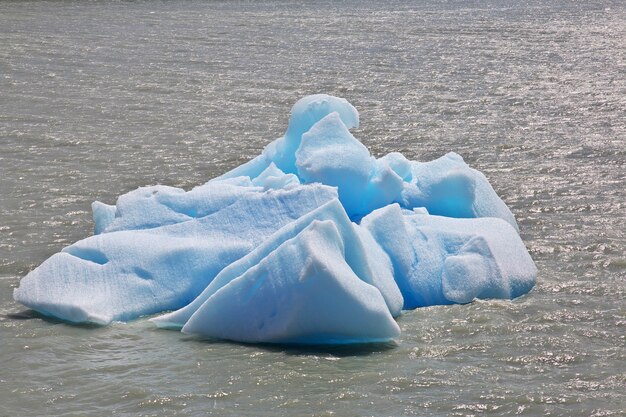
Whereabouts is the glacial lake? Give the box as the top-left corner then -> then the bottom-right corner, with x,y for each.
1,1 -> 624,416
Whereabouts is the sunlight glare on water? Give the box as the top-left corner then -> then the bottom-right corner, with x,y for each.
1,1 -> 624,416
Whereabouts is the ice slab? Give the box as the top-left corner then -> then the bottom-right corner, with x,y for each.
181,220 -> 400,344
14,185 -> 337,324
217,94 -> 359,180
362,204 -> 536,308
402,152 -> 519,230
94,176 -> 256,234
152,199 -> 402,330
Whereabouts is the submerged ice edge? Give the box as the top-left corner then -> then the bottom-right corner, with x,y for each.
14,94 -> 536,345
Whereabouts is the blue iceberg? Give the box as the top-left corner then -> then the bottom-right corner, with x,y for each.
362,204 -> 535,309
181,219 -> 401,345
14,94 -> 536,345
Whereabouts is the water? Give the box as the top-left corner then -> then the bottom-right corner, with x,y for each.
1,0 -> 624,415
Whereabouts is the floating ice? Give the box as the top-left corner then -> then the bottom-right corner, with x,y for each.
14,94 -> 536,345
94,176 -> 257,234
181,220 -> 400,344
217,94 -> 360,180
362,204 -> 536,309
152,199 -> 403,332
14,184 -> 337,324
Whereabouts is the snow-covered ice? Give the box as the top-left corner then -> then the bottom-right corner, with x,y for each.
14,94 -> 536,345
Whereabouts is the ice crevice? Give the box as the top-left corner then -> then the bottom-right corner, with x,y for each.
14,94 -> 536,345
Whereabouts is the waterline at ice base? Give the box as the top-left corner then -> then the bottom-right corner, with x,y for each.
14,94 -> 536,345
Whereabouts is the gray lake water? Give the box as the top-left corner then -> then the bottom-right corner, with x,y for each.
1,1 -> 624,416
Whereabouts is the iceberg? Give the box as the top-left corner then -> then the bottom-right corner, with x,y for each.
14,94 -> 536,345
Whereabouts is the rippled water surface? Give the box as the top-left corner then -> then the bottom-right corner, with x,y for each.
1,1 -> 625,416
